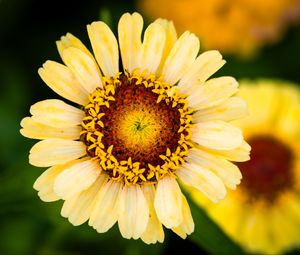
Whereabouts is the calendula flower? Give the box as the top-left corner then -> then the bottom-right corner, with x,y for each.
20,12 -> 249,243
138,0 -> 300,56
190,80 -> 300,253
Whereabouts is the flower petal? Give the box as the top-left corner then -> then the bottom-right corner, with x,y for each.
193,97 -> 248,123
161,31 -> 199,85
33,165 -> 66,202
192,120 -> 243,150
118,185 -> 149,239
172,194 -> 194,239
154,176 -> 183,228
177,162 -> 226,203
29,139 -> 86,167
118,12 -> 143,73
38,61 -> 89,105
154,19 -> 177,75
284,195 -> 300,225
20,117 -> 81,140
89,179 -> 123,233
268,206 -> 300,252
251,211 -> 275,253
56,33 -> 93,60
240,209 -> 275,253
235,82 -> 279,132
141,184 -> 164,244
200,141 -> 251,162
30,99 -> 84,128
177,50 -> 225,94
187,148 -> 242,189
54,158 -> 101,200
61,174 -> 107,226
62,47 -> 102,93
139,22 -> 166,75
87,21 -> 119,77
187,76 -> 238,110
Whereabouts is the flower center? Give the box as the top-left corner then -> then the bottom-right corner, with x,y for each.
237,136 -> 294,203
80,72 -> 193,185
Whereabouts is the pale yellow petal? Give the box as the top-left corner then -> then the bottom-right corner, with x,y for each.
268,205 -> 300,253
30,99 -> 84,128
154,19 -> 177,76
20,117 -> 80,140
257,210 -> 284,254
234,81 -> 279,132
62,47 -> 102,93
141,184 -> 164,244
187,148 -> 242,189
38,61 -> 89,105
240,209 -> 277,254
87,21 -> 119,77
284,195 -> 300,225
53,158 -> 100,199
239,212 -> 258,252
187,76 -> 238,110
89,179 -> 122,233
33,159 -> 83,202
162,31 -> 200,85
36,189 -> 59,202
33,165 -> 65,202
199,141 -> 251,162
274,84 -> 300,137
61,174 -> 107,226
193,97 -> 248,123
279,196 -> 300,247
192,120 -> 243,150
178,50 -> 225,94
177,162 -> 226,203
118,12 -> 143,73
172,194 -> 194,239
154,176 -> 183,228
29,139 -> 86,167
139,23 -> 166,75
56,33 -> 93,60
118,185 -> 149,239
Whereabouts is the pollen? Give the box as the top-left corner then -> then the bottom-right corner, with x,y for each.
80,71 -> 193,184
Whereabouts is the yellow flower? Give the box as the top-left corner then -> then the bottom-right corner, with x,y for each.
190,80 -> 300,253
20,12 -> 249,243
138,0 -> 300,56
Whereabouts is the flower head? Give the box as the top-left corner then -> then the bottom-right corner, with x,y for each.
20,12 -> 249,243
138,0 -> 300,56
190,80 -> 300,253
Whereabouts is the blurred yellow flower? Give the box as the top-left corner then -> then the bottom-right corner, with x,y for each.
138,0 -> 300,56
190,80 -> 300,253
20,12 -> 249,243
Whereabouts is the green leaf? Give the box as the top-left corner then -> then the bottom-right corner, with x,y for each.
187,196 -> 244,255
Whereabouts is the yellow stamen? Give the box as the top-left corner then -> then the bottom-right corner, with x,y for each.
80,71 -> 194,185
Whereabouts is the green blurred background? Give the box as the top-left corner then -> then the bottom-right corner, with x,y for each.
0,0 -> 300,254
